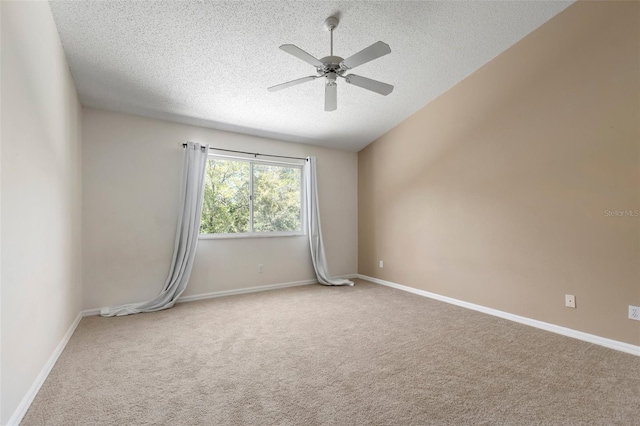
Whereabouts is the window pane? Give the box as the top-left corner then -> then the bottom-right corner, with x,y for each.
253,164 -> 302,232
200,159 -> 250,234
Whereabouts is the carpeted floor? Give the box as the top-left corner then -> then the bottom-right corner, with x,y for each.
22,279 -> 639,425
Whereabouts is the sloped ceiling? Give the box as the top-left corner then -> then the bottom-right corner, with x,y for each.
49,1 -> 573,151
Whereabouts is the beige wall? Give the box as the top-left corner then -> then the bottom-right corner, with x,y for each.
82,108 -> 357,310
1,1 -> 83,423
358,1 -> 640,346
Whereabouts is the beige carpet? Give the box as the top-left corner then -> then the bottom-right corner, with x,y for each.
22,279 -> 639,425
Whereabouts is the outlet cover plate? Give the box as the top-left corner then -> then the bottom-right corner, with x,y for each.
629,305 -> 640,321
565,294 -> 576,308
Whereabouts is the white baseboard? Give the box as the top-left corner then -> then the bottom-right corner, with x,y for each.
337,274 -> 358,280
82,275 -> 359,317
81,308 -> 101,317
176,278 -> 319,303
6,312 -> 83,426
357,274 -> 640,357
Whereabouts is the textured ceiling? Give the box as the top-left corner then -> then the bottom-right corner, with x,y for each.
49,1 -> 573,151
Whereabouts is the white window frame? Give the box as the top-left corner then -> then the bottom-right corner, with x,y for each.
199,154 -> 306,240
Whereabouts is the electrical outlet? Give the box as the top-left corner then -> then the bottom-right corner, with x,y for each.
258,264 -> 263,273
629,305 -> 640,321
565,294 -> 576,308
379,260 -> 384,268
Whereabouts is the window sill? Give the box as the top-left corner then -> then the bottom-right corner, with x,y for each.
199,232 -> 306,240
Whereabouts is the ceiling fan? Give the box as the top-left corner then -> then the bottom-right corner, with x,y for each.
268,16 -> 394,112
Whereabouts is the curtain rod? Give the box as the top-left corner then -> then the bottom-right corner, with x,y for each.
182,143 -> 308,161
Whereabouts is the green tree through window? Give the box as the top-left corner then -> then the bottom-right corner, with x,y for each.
199,158 -> 302,235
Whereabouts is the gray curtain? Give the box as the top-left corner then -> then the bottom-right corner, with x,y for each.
304,157 -> 354,286
101,142 -> 210,316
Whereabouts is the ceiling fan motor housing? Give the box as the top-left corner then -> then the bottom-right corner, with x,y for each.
318,56 -> 345,77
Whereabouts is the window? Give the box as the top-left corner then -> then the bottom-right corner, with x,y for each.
199,156 -> 303,238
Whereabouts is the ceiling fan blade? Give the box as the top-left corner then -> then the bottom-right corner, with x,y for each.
341,41 -> 391,70
325,83 -> 337,112
345,74 -> 394,96
268,76 -> 319,92
280,44 -> 323,68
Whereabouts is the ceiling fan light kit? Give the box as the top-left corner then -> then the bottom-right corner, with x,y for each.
268,16 -> 394,112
